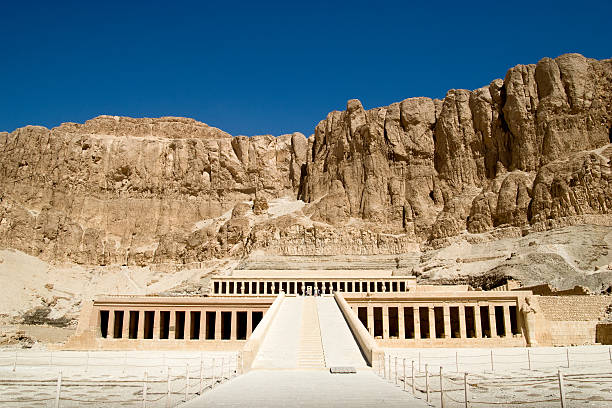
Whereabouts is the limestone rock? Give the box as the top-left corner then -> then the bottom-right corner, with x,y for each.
0,53 -> 611,265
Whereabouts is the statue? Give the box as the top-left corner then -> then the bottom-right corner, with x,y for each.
521,296 -> 538,347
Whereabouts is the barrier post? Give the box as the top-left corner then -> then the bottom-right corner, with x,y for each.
455,351 -> 459,372
609,347 -> 611,364
221,358 -> 224,382
142,371 -> 148,408
388,355 -> 391,380
165,368 -> 171,408
411,360 -> 415,394
13,351 -> 17,372
527,349 -> 531,370
199,359 -> 203,394
212,358 -> 216,387
440,367 -> 445,408
464,372 -> 469,408
383,355 -> 387,379
425,364 -> 430,402
557,369 -> 566,408
566,348 -> 570,368
403,358 -> 406,391
54,371 -> 62,408
185,364 -> 189,402
490,350 -> 494,372
394,357 -> 398,385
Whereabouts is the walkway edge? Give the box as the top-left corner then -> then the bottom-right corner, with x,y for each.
242,293 -> 285,371
334,292 -> 383,367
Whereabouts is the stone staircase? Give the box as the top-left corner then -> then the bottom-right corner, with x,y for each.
297,297 -> 326,368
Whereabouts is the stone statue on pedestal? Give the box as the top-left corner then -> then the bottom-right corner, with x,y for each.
521,296 -> 538,347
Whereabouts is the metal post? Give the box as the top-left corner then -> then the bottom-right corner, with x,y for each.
425,364 -> 430,402
558,369 -> 566,408
527,349 -> 531,370
490,350 -> 494,372
142,371 -> 148,408
185,364 -> 189,402
199,359 -> 203,394
411,360 -> 415,394
165,368 -> 171,408
394,357 -> 398,385
455,351 -> 459,372
54,371 -> 62,408
383,355 -> 387,379
464,372 -> 469,408
440,366 -> 445,408
403,358 -> 406,391
566,348 -> 570,368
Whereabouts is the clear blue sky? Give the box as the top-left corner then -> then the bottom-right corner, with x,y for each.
1,0 -> 610,136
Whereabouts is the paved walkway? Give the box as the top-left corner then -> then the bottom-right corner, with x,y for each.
297,297 -> 325,368
180,370 -> 430,407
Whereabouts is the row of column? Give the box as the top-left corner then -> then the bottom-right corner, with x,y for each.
100,308 -> 264,341
358,304 -> 519,340
213,280 -> 410,295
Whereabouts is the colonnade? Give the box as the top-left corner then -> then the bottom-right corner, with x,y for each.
212,279 -> 412,296
353,303 -> 521,341
98,308 -> 265,342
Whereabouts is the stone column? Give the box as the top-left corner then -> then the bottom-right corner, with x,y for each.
382,306 -> 389,339
271,282 -> 276,295
489,305 -> 498,338
170,311 -> 177,339
503,305 -> 512,337
199,310 -> 207,340
185,310 -> 192,340
137,310 -> 144,339
230,311 -> 237,340
240,282 -> 245,295
121,310 -> 129,339
459,306 -> 467,338
443,305 -> 451,339
247,311 -> 253,337
107,309 -> 115,339
414,307 -> 421,339
428,307 -> 436,339
398,307 -> 405,339
367,306 -> 374,336
474,306 -> 482,338
214,311 -> 221,340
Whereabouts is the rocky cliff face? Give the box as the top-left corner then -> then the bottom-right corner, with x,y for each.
301,53 -> 612,243
1,53 -> 611,265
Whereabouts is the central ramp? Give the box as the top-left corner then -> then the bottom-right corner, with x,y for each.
250,295 -> 367,370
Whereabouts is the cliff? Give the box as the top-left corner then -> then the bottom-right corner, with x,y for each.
1,53 -> 611,265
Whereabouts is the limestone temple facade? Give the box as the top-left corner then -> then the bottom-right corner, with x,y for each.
65,268 -> 610,365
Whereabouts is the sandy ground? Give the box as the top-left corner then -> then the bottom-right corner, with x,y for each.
382,345 -> 612,407
0,350 -> 238,407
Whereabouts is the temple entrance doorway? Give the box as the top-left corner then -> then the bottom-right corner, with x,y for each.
305,282 -> 314,296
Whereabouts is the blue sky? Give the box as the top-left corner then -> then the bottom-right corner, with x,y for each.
1,0 -> 610,136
